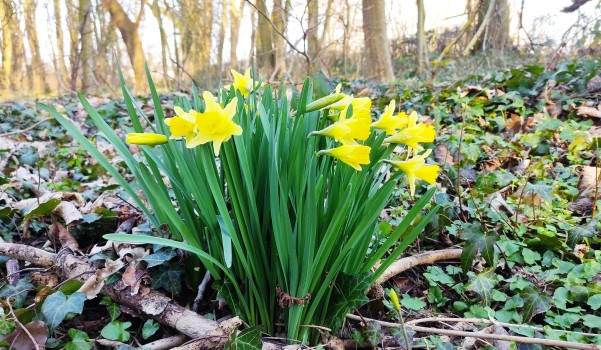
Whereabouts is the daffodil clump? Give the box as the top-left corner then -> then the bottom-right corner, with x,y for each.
44,67 -> 440,345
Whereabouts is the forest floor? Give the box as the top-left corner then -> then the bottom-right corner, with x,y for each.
1,56 -> 601,349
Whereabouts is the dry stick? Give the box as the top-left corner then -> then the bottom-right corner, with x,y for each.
346,314 -> 601,350
406,317 -> 599,338
141,334 -> 188,350
462,0 -> 497,55
192,270 -> 212,312
0,243 -> 240,347
372,249 -> 462,287
429,5 -> 479,84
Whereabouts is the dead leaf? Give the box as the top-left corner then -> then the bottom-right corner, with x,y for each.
569,197 -> 594,214
2,320 -> 48,350
574,244 -> 590,259
48,222 -> 82,254
488,193 -> 514,216
121,262 -> 149,295
78,259 -> 125,299
577,105 -> 601,118
504,113 -> 522,136
54,201 -> 83,225
578,165 -> 601,194
434,144 -> 454,165
118,247 -> 149,262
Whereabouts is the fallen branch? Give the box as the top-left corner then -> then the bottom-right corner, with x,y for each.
142,334 -> 188,350
0,243 -> 240,347
346,314 -> 601,350
406,316 -> 599,337
373,249 -> 462,287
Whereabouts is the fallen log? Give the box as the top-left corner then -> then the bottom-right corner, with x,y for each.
0,243 -> 240,348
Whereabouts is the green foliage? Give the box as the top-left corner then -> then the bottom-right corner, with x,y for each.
100,297 -> 121,322
224,327 -> 263,350
64,329 -> 93,350
100,321 -> 132,342
40,292 -> 86,329
142,319 -> 159,340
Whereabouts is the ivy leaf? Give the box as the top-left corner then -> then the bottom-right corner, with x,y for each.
390,326 -> 415,350
466,269 -> 498,306
41,292 -> 86,328
325,272 -> 372,333
461,230 -> 497,273
525,182 -> 553,203
101,321 -> 132,342
587,294 -> 601,311
65,329 -> 93,350
141,249 -> 177,268
401,295 -> 426,311
0,279 -> 33,308
100,297 -> 121,322
362,321 -> 383,346
214,279 -> 243,318
521,248 -> 541,265
22,198 -> 61,221
142,319 -> 160,340
582,315 -> 601,329
224,326 -> 262,350
520,286 -> 551,322
151,267 -> 183,296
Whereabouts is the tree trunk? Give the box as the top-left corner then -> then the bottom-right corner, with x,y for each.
468,0 -> 509,53
319,0 -> 333,50
0,0 -> 15,91
79,0 -> 94,91
229,0 -> 244,69
95,0 -> 117,86
307,0 -> 319,62
23,0 -> 48,93
217,0 -> 227,82
53,0 -> 70,90
361,0 -> 395,82
150,0 -> 170,87
66,0 -> 80,90
416,0 -> 428,75
102,0 -> 147,92
256,0 -> 274,72
271,0 -> 288,76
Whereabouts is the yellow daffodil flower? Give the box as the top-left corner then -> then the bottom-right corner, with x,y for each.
165,106 -> 198,147
384,149 -> 440,196
372,101 -> 410,135
317,144 -> 371,171
227,68 -> 261,98
310,113 -> 371,145
125,133 -> 168,146
338,99 -> 372,121
383,112 -> 435,151
188,91 -> 242,155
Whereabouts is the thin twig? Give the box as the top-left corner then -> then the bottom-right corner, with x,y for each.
192,270 -> 212,312
244,0 -> 312,71
346,314 -> 601,350
406,317 -> 599,337
0,118 -> 53,137
7,300 -> 40,350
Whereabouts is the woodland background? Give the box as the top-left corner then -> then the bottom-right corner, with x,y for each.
1,0 -> 600,97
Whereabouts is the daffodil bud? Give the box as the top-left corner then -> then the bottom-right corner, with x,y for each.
126,133 -> 168,146
389,289 -> 401,312
305,93 -> 346,113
